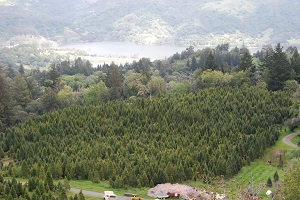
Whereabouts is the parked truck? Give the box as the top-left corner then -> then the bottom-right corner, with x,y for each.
104,191 -> 117,200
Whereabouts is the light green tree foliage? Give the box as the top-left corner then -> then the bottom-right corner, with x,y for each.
147,76 -> 166,96
123,72 -> 144,98
171,81 -> 191,94
285,148 -> 300,168
192,68 -> 203,91
84,80 -> 108,105
58,85 -> 74,108
283,163 -> 300,200
201,70 -> 233,88
231,69 -> 251,87
283,80 -> 298,94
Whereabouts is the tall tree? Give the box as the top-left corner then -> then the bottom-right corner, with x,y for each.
134,58 -> 152,84
0,73 -> 12,129
205,51 -> 218,71
105,63 -> 123,100
239,51 -> 253,71
191,56 -> 198,71
290,49 -> 300,83
44,171 -> 54,191
47,64 -> 61,92
265,44 -> 292,91
12,73 -> 31,108
18,64 -> 25,75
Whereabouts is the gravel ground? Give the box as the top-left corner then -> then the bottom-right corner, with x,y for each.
69,188 -> 129,200
147,183 -> 213,199
282,132 -> 300,147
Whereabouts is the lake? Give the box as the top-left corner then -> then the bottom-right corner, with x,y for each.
60,41 -> 190,61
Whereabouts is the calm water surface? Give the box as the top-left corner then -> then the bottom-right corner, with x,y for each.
60,42 -> 190,60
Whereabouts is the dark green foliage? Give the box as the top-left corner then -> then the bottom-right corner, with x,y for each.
0,73 -> 12,129
239,51 -> 253,71
3,86 -> 291,187
290,49 -> 300,83
45,171 -> 54,191
274,171 -> 279,182
191,56 -> 198,71
266,177 -> 272,187
105,63 -> 124,100
264,44 -> 292,91
205,51 -> 218,70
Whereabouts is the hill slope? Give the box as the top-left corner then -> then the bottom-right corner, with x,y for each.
2,87 -> 291,187
1,0 -> 300,47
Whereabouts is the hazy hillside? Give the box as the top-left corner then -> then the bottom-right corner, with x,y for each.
1,0 -> 300,47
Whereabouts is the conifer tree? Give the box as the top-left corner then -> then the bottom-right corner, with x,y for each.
239,51 -> 253,71
45,171 -> 54,191
291,49 -> 300,83
105,63 -> 123,100
0,73 -> 12,129
205,51 -> 218,70
265,44 -> 292,91
274,171 -> 279,182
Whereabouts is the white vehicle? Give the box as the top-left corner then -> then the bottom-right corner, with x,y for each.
104,191 -> 117,200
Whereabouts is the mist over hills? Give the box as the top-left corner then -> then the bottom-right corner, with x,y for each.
1,0 -> 300,47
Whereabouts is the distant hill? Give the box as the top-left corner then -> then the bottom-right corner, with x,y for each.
1,0 -> 300,47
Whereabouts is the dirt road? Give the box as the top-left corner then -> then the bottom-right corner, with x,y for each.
282,131 -> 300,147
69,188 -> 129,200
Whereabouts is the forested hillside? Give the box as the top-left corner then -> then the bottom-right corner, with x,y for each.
1,87 -> 291,188
1,0 -> 300,46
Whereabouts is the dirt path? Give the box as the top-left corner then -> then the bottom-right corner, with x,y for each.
69,188 -> 129,200
282,131 -> 300,147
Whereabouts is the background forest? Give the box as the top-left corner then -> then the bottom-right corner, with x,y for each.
1,43 -> 300,199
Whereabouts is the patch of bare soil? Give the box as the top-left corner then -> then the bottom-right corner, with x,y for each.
147,183 -> 223,200
2,158 -> 14,167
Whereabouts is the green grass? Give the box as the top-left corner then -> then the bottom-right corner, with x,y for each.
291,135 -> 300,146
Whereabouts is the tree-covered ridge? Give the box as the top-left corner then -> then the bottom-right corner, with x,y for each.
2,87 -> 291,188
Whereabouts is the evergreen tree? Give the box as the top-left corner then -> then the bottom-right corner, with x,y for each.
105,63 -> 123,100
45,171 -> 54,191
18,64 -> 25,74
265,44 -> 292,91
47,64 -> 61,92
266,177 -> 272,187
290,49 -> 300,83
0,73 -> 12,129
239,51 -> 253,71
20,161 -> 30,178
191,56 -> 198,71
274,171 -> 279,182
59,189 -> 68,200
78,189 -> 85,200
205,51 -> 218,70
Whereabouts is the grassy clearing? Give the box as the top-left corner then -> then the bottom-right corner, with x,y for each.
291,134 -> 300,146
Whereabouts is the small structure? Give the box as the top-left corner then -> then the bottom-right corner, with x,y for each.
104,191 -> 117,200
